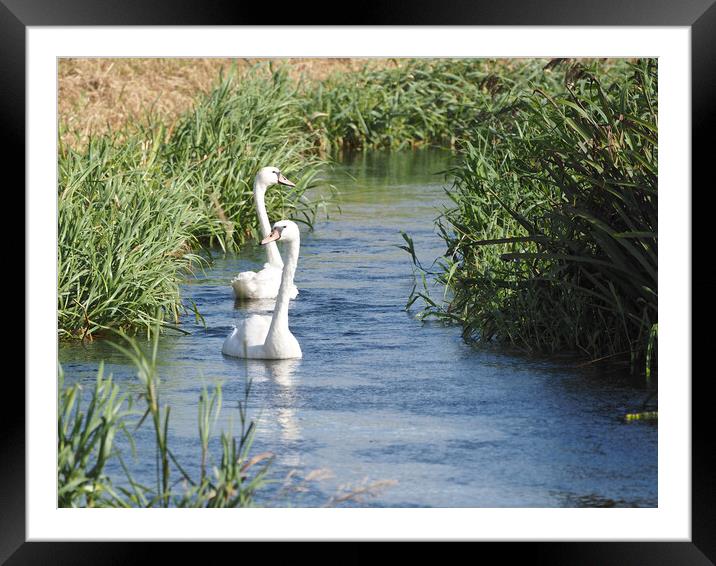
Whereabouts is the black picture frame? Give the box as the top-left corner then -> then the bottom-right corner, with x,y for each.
6,0 -> 711,562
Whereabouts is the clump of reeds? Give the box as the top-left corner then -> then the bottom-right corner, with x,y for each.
58,134 -> 205,339
58,329 -> 272,508
58,64 -> 329,339
407,59 -> 658,375
303,59 -> 557,153
58,362 -> 133,507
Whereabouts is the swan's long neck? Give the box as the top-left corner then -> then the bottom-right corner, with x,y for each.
254,180 -> 283,268
267,236 -> 299,339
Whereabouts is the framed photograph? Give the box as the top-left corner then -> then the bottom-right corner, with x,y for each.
7,0 -> 711,561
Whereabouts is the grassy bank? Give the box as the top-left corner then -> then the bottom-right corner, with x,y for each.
59,66 -> 327,339
59,58 -> 553,152
406,59 -> 658,375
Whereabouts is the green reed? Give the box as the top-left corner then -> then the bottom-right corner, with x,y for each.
303,59 -> 554,153
59,64 -> 330,339
406,59 -> 657,375
58,329 -> 272,508
58,363 -> 133,507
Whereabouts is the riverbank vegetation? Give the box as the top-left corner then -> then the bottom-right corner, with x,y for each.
406,59 -> 658,375
59,58 -> 658,376
303,59 -> 552,152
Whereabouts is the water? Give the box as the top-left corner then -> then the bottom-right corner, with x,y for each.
59,149 -> 657,507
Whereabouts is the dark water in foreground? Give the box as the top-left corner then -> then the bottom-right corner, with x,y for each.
60,150 -> 657,507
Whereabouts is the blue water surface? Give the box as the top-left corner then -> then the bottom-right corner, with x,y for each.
59,149 -> 657,508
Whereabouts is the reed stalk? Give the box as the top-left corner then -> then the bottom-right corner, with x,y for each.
405,59 -> 658,375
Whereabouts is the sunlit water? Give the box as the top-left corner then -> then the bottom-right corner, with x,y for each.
60,149 -> 657,507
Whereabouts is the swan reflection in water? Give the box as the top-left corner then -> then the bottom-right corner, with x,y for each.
232,296 -> 277,314
242,358 -> 302,465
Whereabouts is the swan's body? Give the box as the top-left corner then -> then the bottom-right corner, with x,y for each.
223,220 -> 303,360
231,167 -> 299,300
231,264 -> 297,300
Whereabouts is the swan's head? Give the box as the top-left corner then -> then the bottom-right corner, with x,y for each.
261,220 -> 300,245
255,166 -> 295,191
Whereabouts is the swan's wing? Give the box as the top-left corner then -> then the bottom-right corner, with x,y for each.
232,269 -> 257,282
221,326 -> 244,357
254,265 -> 282,281
222,315 -> 272,358
243,314 -> 272,346
232,267 -> 282,299
232,272 -> 259,299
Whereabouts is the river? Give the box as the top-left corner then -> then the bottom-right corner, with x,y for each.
59,149 -> 657,507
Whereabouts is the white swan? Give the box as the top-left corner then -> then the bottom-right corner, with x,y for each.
223,220 -> 303,360
231,167 -> 299,300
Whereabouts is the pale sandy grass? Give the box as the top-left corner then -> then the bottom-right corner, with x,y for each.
58,57 -> 625,149
58,58 -> 396,148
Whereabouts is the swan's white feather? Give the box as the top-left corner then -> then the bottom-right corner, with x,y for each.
231,264 -> 298,300
221,314 -> 272,358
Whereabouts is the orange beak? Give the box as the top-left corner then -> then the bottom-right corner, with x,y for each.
261,228 -> 281,245
277,173 -> 296,187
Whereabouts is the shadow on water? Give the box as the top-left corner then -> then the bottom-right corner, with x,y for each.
59,148 -> 657,508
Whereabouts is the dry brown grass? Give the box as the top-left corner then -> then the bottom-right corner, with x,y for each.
58,58 -> 394,148
58,57 -> 626,149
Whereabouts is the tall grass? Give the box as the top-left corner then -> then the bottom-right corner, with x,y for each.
304,59 -> 555,153
58,136 -> 205,339
165,66 -> 329,248
58,65 -> 329,339
58,363 -> 133,507
58,330 -> 272,508
407,59 -> 657,375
